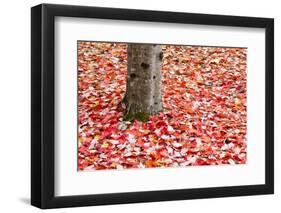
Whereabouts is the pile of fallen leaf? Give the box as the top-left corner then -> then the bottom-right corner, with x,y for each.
78,41 -> 247,171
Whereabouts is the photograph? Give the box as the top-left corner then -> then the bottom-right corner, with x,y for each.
30,3 -> 274,209
78,41 -> 247,171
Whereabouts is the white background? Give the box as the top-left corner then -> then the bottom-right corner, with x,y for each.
56,17 -> 265,196
0,0 -> 279,212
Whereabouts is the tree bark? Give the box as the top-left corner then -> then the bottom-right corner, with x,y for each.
123,44 -> 163,120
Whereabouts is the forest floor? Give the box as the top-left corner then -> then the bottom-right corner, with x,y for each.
78,42 -> 247,171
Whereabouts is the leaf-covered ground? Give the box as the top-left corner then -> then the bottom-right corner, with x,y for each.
78,41 -> 247,171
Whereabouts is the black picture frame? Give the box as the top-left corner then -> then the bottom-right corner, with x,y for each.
31,3 -> 274,209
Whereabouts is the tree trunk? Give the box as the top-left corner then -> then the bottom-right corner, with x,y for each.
123,44 -> 163,121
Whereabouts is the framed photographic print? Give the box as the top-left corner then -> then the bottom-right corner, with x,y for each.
31,3 -> 274,209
